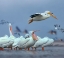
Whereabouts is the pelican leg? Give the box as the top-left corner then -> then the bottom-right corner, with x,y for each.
20,48 -> 22,50
32,47 -> 33,50
32,47 -> 36,50
19,48 -> 22,50
27,48 -> 30,51
10,47 -> 12,50
14,48 -> 16,50
42,47 -> 44,51
25,48 -> 27,50
0,47 -> 4,51
8,45 -> 12,50
28,19 -> 33,24
35,47 -> 36,51
16,47 -> 17,50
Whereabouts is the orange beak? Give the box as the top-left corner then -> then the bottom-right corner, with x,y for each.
47,12 -> 58,19
32,30 -> 40,41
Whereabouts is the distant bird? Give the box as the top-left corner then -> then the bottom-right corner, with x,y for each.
28,11 -> 57,24
0,19 -> 10,25
23,29 -> 28,34
60,28 -> 64,31
15,26 -> 29,36
48,30 -> 57,35
14,26 -> 22,36
14,33 -> 20,36
58,28 -> 64,33
1,19 -> 5,22
0,20 -> 6,24
0,22 -> 4,24
54,24 -> 60,27
60,39 -> 63,41
15,26 -> 22,32
54,24 -> 60,30
61,30 -> 64,33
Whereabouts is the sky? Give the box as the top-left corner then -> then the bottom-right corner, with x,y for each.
0,0 -> 64,39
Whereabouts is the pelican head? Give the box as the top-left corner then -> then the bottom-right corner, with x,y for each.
29,30 -> 40,40
25,34 -> 30,38
29,30 -> 40,35
45,11 -> 57,19
29,31 -> 34,35
9,23 -> 11,26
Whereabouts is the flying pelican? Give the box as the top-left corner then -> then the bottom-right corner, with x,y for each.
28,11 -> 57,24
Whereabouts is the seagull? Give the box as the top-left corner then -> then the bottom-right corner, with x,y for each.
28,11 -> 57,24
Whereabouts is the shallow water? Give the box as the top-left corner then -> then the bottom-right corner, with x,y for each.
0,47 -> 64,58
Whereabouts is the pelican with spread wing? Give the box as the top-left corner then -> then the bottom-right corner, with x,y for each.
28,11 -> 57,24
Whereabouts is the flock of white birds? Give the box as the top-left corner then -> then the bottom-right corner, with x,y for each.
0,11 -> 58,51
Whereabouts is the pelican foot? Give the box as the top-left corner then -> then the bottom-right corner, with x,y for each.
32,47 -> 33,50
25,48 -> 26,50
34,47 -> 36,51
19,48 -> 22,50
28,19 -> 33,24
0,47 -> 4,51
10,47 -> 12,50
42,47 -> 44,51
27,48 -> 30,51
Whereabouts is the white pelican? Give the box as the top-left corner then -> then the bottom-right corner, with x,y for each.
12,35 -> 30,50
8,23 -> 24,50
0,23 -> 14,50
8,23 -> 30,50
32,36 -> 54,51
32,36 -> 49,50
15,36 -> 30,50
8,23 -> 26,50
19,30 -> 39,50
42,38 -> 54,47
28,11 -> 57,24
0,39 -> 14,49
7,23 -> 16,50
0,35 -> 9,50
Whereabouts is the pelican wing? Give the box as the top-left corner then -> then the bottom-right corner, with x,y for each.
30,13 -> 42,18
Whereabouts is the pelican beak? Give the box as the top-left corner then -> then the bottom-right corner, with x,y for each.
47,12 -> 58,19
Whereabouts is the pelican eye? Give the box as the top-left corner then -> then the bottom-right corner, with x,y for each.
52,13 -> 53,14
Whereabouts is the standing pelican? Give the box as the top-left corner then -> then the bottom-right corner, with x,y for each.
20,30 -> 39,50
42,38 -> 54,48
32,36 -> 49,50
0,23 -> 14,50
28,11 -> 57,24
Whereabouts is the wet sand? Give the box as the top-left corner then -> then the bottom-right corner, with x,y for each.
0,47 -> 64,58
